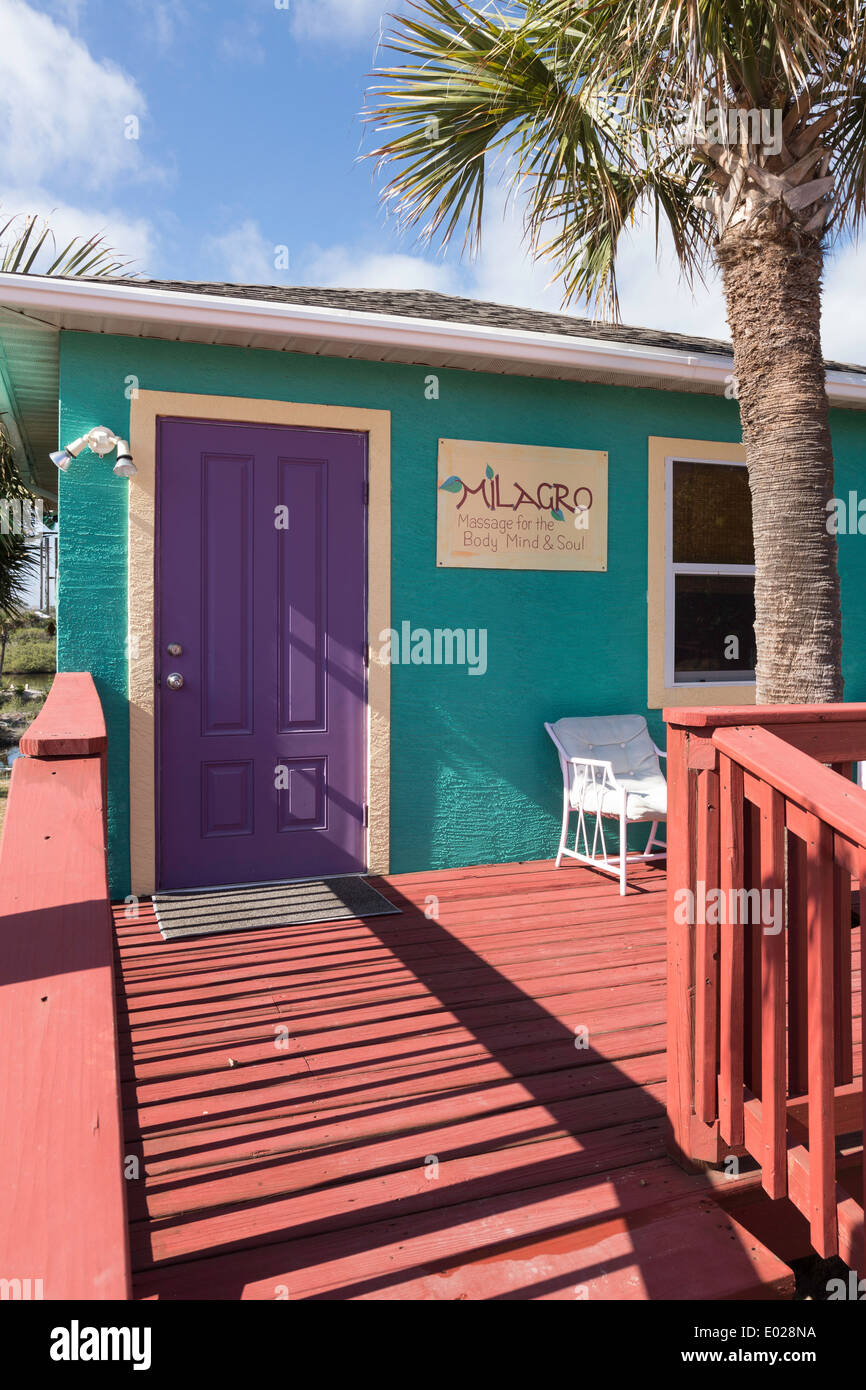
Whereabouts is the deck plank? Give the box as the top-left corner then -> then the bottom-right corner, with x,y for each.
114,859 -> 795,1300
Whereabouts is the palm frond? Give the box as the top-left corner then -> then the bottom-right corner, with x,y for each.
0,212 -> 136,278
367,0 -> 566,254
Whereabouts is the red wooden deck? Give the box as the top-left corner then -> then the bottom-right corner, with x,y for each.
115,859 -> 796,1300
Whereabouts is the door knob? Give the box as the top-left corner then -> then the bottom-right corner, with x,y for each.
166,672 -> 184,691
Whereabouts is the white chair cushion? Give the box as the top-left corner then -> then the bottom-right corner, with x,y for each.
550,715 -> 667,822
570,770 -> 667,821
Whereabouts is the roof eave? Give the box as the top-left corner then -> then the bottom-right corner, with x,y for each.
0,271 -> 864,408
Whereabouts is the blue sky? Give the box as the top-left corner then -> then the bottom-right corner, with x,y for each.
0,0 -> 864,360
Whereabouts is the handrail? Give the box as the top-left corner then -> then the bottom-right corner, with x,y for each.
664,702 -> 866,1274
667,701 -> 866,729
19,670 -> 107,758
0,674 -> 131,1300
713,724 -> 866,847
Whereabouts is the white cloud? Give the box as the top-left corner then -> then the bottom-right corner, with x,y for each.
0,0 -> 148,190
289,0 -> 388,43
453,186 -> 728,336
593,220 -> 729,341
205,219 -> 281,283
819,242 -> 866,366
460,187 -> 570,314
588,220 -> 866,365
295,187 -> 562,301
305,243 -> 458,292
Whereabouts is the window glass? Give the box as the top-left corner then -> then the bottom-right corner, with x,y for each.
672,460 -> 754,565
674,573 -> 757,680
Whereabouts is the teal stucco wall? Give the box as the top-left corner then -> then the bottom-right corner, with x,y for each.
56,329 -> 866,899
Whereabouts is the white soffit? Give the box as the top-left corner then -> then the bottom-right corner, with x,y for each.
0,304 -> 59,495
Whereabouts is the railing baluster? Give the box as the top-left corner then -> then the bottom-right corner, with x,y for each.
806,814 -> 838,1258
760,786 -> 786,1198
831,764 -> 854,1088
787,830 -> 809,1095
833,860 -> 853,1084
695,767 -> 719,1124
719,754 -> 745,1147
744,800 -> 763,1096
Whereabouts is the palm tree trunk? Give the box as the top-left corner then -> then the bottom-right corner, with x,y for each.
716,224 -> 842,704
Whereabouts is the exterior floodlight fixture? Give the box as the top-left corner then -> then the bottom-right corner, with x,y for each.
87,426 -> 118,457
49,434 -> 89,471
49,427 -> 135,479
113,439 -> 137,478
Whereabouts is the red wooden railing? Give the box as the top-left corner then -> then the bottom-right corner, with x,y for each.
665,704 -> 866,1271
0,674 -> 130,1300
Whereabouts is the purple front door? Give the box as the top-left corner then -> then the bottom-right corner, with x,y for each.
156,418 -> 368,891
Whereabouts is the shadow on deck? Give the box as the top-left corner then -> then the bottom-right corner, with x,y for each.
114,859 -> 794,1300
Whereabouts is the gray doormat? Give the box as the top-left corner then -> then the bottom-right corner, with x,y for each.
152,876 -> 401,941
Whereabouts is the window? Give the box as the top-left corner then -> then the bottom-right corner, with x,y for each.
666,457 -> 756,687
647,436 -> 755,709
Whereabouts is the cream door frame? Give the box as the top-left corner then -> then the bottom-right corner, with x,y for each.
647,434 -> 756,709
128,390 -> 391,896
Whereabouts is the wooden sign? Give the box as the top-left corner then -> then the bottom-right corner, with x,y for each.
436,439 -> 608,571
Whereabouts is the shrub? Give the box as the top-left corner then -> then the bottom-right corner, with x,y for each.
3,629 -> 56,674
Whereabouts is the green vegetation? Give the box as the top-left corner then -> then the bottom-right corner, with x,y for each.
3,627 -> 55,674
0,612 -> 55,677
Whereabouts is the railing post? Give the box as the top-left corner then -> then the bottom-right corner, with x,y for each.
664,721 -> 722,1168
0,673 -> 129,1300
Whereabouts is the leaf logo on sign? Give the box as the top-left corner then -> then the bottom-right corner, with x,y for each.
439,476 -> 463,493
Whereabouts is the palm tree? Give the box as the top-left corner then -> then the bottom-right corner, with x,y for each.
367,0 -> 866,703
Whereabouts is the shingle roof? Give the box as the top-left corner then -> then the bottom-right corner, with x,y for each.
86,278 -> 865,376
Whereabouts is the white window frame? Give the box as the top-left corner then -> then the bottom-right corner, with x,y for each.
663,453 -> 757,691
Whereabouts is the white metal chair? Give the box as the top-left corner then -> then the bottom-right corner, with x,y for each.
545,715 -> 667,894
